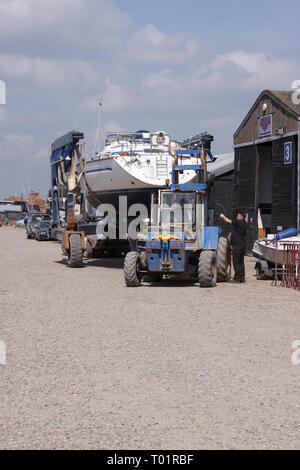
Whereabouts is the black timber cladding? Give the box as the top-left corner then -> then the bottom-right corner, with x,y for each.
271,135 -> 298,232
215,170 -> 234,238
233,145 -> 257,249
233,89 -> 300,246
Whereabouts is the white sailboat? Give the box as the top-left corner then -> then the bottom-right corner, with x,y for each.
79,130 -> 203,209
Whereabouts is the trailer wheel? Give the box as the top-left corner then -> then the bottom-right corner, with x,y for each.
255,260 -> 271,280
217,236 -> 231,282
198,250 -> 217,287
124,251 -> 142,287
67,234 -> 83,268
255,264 -> 266,280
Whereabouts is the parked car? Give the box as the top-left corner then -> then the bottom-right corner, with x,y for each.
35,220 -> 52,241
0,218 -> 2,227
26,213 -> 51,239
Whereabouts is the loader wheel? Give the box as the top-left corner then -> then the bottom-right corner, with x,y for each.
67,234 -> 83,268
217,236 -> 231,282
198,250 -> 217,287
124,251 -> 142,287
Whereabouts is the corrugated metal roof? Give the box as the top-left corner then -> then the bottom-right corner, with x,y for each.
207,152 -> 234,177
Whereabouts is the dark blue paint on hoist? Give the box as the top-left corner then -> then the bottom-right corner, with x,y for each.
50,130 -> 84,226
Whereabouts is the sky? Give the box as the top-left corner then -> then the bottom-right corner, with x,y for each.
0,0 -> 300,198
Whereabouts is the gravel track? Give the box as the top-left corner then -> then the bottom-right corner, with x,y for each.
0,226 -> 299,449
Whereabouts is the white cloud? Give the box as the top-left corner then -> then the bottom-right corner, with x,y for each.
31,146 -> 49,162
125,23 -> 202,64
0,0 -> 129,57
143,51 -> 300,99
103,120 -> 126,134
214,51 -> 300,89
0,133 -> 34,160
0,54 -> 97,89
0,132 -> 48,164
83,79 -> 134,113
0,107 -> 10,127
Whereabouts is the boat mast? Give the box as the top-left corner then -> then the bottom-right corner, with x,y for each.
92,100 -> 102,156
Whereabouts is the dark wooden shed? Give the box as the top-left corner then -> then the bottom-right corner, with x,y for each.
233,89 -> 300,248
208,152 -> 234,238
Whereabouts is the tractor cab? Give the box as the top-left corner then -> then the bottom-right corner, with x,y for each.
149,189 -> 205,245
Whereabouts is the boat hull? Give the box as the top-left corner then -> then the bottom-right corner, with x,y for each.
252,240 -> 282,265
252,236 -> 300,265
79,153 -> 199,209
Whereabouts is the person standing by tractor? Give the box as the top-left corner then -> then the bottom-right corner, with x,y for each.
220,210 -> 249,283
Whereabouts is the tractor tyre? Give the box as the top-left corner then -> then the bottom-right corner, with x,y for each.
86,240 -> 94,258
67,234 -> 83,268
198,250 -> 217,287
124,251 -> 142,287
217,236 -> 231,282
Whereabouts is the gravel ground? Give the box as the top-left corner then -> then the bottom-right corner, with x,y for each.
0,226 -> 299,449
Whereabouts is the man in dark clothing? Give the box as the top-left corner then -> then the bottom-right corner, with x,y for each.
220,210 -> 249,283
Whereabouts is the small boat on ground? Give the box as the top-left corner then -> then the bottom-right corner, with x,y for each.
252,228 -> 300,278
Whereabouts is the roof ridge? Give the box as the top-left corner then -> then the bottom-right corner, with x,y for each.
234,89 -> 300,139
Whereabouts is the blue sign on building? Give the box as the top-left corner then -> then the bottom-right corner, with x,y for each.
259,114 -> 272,136
284,141 -> 292,165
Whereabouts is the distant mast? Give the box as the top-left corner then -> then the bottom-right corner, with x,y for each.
93,100 -> 102,156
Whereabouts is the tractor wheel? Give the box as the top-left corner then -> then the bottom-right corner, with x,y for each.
217,236 -> 231,282
85,240 -> 94,258
124,251 -> 142,287
67,234 -> 83,268
198,250 -> 217,287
